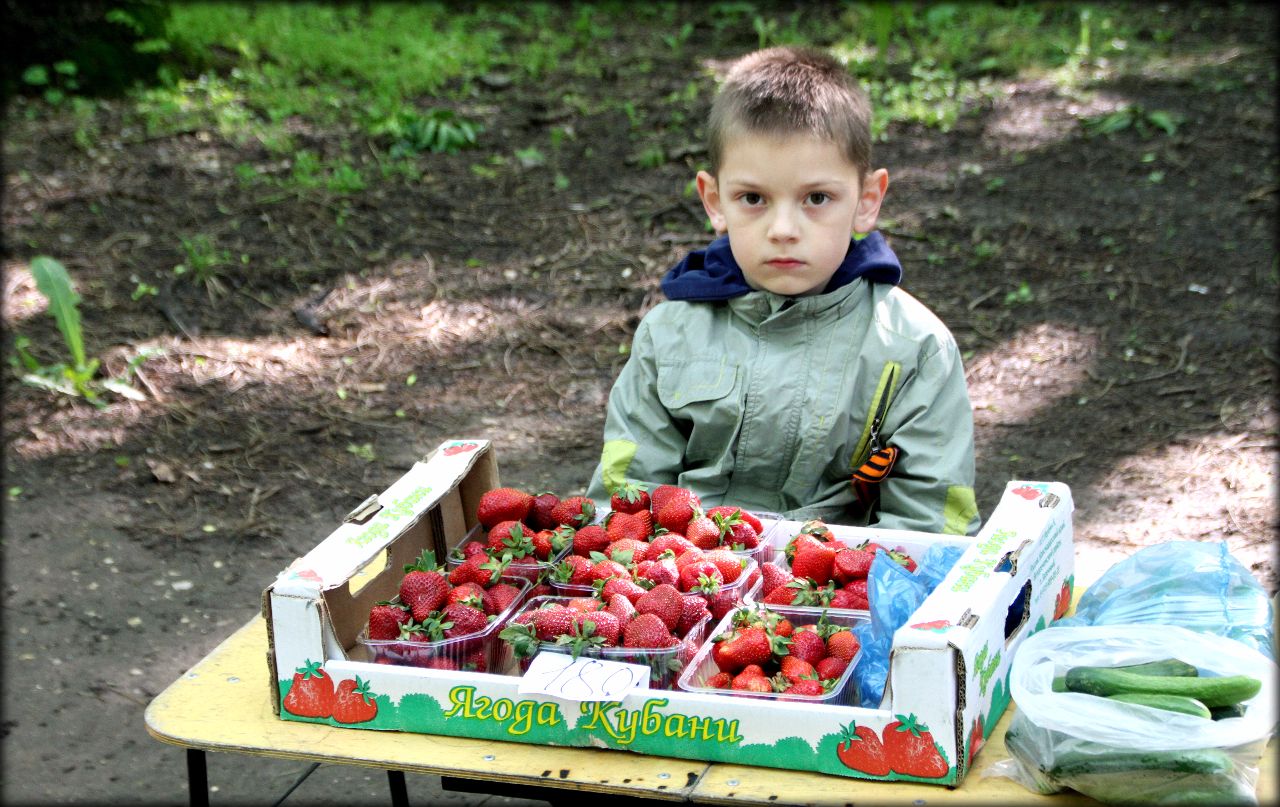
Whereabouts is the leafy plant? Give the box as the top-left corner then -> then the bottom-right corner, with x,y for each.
10,256 -> 160,406
173,233 -> 230,297
1082,105 -> 1180,138
21,60 -> 80,105
381,107 -> 482,157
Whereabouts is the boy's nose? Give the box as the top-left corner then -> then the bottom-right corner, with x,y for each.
767,205 -> 800,242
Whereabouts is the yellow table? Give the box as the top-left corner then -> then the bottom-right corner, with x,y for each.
145,616 -> 1275,806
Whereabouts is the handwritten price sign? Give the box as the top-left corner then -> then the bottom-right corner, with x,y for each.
518,652 -> 651,701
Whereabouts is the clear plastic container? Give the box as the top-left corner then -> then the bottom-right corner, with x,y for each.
498,594 -> 711,689
677,603 -> 867,705
555,558 -> 760,625
357,573 -> 532,672
446,523 -> 572,584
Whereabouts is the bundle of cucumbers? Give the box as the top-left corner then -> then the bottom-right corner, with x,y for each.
1054,656 -> 1261,719
1006,657 -> 1264,805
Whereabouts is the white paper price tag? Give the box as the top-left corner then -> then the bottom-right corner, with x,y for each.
517,652 -> 651,701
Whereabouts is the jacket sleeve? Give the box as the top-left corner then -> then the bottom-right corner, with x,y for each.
871,335 -> 981,536
586,312 -> 688,503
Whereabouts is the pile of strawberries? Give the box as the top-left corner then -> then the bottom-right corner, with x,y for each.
755,520 -> 917,610
498,583 -> 711,688
698,606 -> 863,699
602,482 -> 766,554
363,549 -> 529,671
448,487 -> 600,582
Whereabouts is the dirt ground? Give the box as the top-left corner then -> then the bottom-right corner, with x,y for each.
2,5 -> 1276,805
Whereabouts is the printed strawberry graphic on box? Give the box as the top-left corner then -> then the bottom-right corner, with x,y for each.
442,442 -> 479,456
909,619 -> 952,633
966,714 -> 985,768
836,721 -> 890,776
332,676 -> 379,724
282,659 -> 335,718
882,713 -> 949,779
1011,485 -> 1041,500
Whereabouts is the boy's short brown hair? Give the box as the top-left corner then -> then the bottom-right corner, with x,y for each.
706,46 -> 873,178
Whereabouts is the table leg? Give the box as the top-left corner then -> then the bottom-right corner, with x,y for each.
387,770 -> 409,807
186,748 -> 209,807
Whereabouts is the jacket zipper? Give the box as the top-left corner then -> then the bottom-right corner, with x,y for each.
852,361 -> 901,469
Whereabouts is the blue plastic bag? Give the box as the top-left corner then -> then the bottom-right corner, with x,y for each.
1055,540 -> 1274,659
852,542 -> 965,707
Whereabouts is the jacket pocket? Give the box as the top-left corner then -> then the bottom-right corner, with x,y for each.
656,356 -> 739,410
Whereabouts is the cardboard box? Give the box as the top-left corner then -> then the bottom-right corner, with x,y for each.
263,439 -> 1074,786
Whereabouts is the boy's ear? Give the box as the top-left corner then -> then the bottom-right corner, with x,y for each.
853,168 -> 889,234
695,170 -> 727,235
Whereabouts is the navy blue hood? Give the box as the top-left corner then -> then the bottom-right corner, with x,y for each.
660,231 -> 903,302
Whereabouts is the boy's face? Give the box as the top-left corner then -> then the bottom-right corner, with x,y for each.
696,132 -> 888,297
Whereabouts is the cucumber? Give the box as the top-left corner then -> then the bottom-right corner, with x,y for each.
1209,702 -> 1247,720
1064,667 -> 1260,708
1106,692 -> 1212,719
1050,747 -> 1234,777
1069,657 -> 1199,678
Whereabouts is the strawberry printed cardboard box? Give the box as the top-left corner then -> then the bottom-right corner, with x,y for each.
263,439 -> 1073,787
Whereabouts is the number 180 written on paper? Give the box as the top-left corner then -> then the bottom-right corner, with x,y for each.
518,652 -> 652,701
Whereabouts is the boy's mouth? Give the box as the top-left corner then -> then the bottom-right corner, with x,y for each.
767,257 -> 804,269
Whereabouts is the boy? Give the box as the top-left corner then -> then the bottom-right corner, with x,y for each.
586,46 -> 980,536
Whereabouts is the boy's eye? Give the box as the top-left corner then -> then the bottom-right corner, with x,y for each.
741,192 -> 764,205
807,192 -> 830,205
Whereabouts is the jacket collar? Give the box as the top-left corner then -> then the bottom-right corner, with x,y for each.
659,230 -> 903,302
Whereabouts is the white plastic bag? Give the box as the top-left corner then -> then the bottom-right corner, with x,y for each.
986,624 -> 1277,805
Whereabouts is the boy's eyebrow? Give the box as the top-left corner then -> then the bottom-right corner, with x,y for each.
720,176 -> 849,190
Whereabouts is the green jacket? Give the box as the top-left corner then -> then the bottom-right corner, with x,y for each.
586,278 -> 981,535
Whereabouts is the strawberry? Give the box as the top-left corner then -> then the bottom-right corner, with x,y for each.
447,582 -> 485,607
448,553 -> 507,587
817,655 -> 850,680
486,520 -> 537,557
606,538 -> 649,565
552,554 -> 593,586
477,487 -> 534,529
609,481 -> 651,515
532,525 -> 573,560
780,654 -> 817,683
758,562 -> 793,598
730,671 -> 774,693
636,555 -> 679,587
706,671 -> 733,689
781,678 -> 826,697
684,515 -> 722,549
599,576 -> 648,604
826,629 -> 862,661
331,676 -> 378,723
461,541 -> 488,558
571,524 -> 609,557
702,549 -> 746,584
830,587 -> 869,610
791,541 -> 837,586
565,597 -> 603,612
623,612 -> 678,648
282,660 -> 335,718
650,484 -> 699,514
575,610 -> 621,646
717,625 -> 781,671
656,495 -> 699,534
789,628 -> 827,666
832,547 -> 874,583
605,592 -> 638,622
587,555 -> 631,583
676,595 -> 711,634
605,510 -> 651,544
530,604 -> 577,641
399,569 -> 450,621
528,492 -> 561,530
367,602 -> 410,640
678,560 -> 723,593
763,582 -> 803,606
550,496 -> 597,529
647,533 -> 698,558
634,583 -> 684,630
481,582 -> 524,616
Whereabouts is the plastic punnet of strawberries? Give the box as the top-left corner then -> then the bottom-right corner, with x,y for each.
361,549 -> 531,671
498,584 -> 712,689
755,520 -> 918,610
683,605 -> 864,702
447,487 -> 595,584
